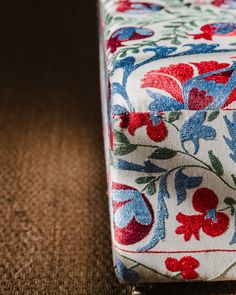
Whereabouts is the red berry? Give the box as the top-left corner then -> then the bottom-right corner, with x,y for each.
202,212 -> 229,237
192,188 -> 218,213
165,258 -> 179,272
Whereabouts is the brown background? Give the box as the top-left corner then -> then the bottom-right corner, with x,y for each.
0,0 -> 236,294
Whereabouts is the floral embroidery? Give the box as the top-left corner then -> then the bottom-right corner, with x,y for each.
119,112 -> 168,142
100,0 -> 236,283
176,188 -> 229,241
112,182 -> 154,245
117,0 -> 164,13
179,111 -> 216,154
190,23 -> 236,40
141,61 -> 236,111
107,27 -> 154,53
165,256 -> 199,280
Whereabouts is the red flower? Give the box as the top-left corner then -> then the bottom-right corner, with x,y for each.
176,188 -> 229,241
165,256 -> 199,280
141,61 -> 236,109
119,112 -> 167,142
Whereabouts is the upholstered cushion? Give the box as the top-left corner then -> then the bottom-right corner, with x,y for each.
99,0 -> 236,283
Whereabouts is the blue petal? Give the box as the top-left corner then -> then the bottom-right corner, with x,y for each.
113,159 -> 166,173
183,43 -> 219,54
139,174 -> 169,251
180,111 -> 216,154
224,112 -> 236,163
111,105 -> 128,115
113,189 -> 152,228
115,257 -> 140,283
174,169 -> 203,205
230,209 -> 236,245
205,209 -> 217,223
147,90 -> 184,112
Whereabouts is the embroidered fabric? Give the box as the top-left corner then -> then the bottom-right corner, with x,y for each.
99,0 -> 236,283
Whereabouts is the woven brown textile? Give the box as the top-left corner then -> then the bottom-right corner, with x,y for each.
0,0 -> 235,294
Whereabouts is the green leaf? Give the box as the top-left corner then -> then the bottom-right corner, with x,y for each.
168,111 -> 181,122
208,110 -> 220,122
119,51 -> 127,58
149,147 -> 177,160
114,17 -> 124,21
194,6 -> 201,11
113,130 -> 130,145
208,150 -> 224,176
206,9 -> 214,13
224,197 -> 236,216
224,197 -> 236,206
145,182 -> 156,196
159,37 -> 172,41
164,25 -> 179,28
136,176 -> 156,184
132,48 -> 139,54
231,207 -> 235,216
114,144 -> 137,156
232,174 -> 236,186
171,38 -> 181,45
190,21 -> 197,27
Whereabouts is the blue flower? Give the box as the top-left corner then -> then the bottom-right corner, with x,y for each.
115,257 -> 140,283
223,112 -> 236,163
180,111 -> 216,154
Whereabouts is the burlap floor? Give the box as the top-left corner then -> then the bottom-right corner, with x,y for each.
1,0 -> 236,294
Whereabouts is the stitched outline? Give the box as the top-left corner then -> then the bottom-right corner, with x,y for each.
114,244 -> 236,254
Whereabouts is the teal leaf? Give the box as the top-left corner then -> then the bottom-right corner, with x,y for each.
208,110 -> 220,122
168,111 -> 181,122
224,197 -> 236,206
224,197 -> 236,215
208,150 -> 224,176
113,130 -> 130,145
136,176 -> 156,184
149,147 -> 177,160
232,175 -> 236,186
145,182 -> 156,196
114,144 -> 137,156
